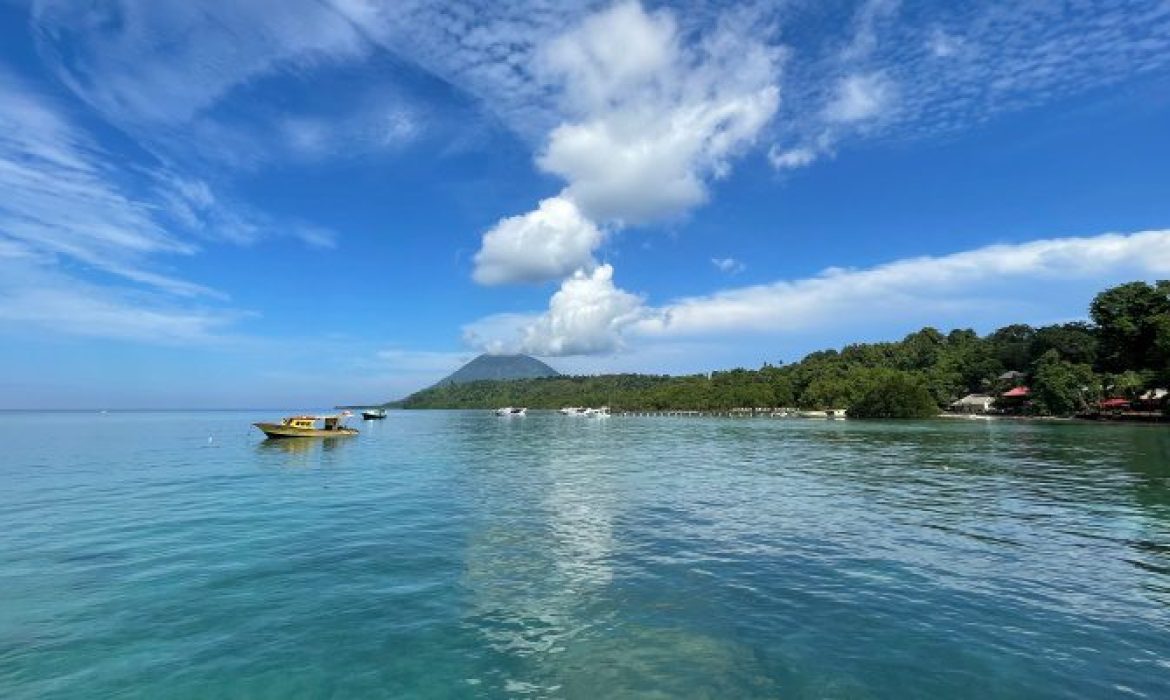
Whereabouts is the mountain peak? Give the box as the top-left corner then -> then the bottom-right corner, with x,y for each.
438,354 -> 560,385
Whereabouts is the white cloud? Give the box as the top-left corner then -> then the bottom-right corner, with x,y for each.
0,68 -> 346,344
462,312 -> 544,356
465,264 -> 645,356
281,105 -> 418,161
825,73 -> 893,123
473,196 -> 605,285
767,145 -> 818,170
711,257 -> 745,275
0,68 -> 206,296
770,0 -> 1170,171
520,264 -> 644,355
535,0 -> 780,224
926,28 -> 964,59
465,229 -> 1170,357
638,229 -> 1170,337
839,0 -> 902,63
0,257 -> 242,343
471,1 -> 780,285
34,0 -> 1170,179
31,0 -> 368,125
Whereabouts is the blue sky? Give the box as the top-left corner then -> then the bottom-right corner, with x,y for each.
1,0 -> 1169,408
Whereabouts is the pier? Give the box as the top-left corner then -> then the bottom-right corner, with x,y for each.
615,408 -> 847,418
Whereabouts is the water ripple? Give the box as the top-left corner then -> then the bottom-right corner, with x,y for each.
0,411 -> 1168,698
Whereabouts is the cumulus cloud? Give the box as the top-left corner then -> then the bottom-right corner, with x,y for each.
473,196 -> 604,285
519,264 -> 645,354
535,1 -> 780,224
465,264 -> 645,356
471,0 -> 781,285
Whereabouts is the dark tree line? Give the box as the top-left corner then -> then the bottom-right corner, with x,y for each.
397,281 -> 1170,418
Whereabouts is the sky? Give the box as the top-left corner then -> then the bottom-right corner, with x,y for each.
1,0 -> 1169,408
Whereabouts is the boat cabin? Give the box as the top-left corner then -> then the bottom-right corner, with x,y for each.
283,416 -> 316,429
282,415 -> 348,431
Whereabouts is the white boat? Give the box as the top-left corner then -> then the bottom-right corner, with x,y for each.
559,407 -> 588,415
585,406 -> 611,417
495,407 -> 527,416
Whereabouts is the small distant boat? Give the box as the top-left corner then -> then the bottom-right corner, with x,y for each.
587,406 -> 611,418
495,407 -> 527,416
253,414 -> 358,439
362,408 -> 387,420
559,407 -> 587,415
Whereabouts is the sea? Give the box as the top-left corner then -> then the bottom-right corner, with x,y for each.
1,410 -> 1168,699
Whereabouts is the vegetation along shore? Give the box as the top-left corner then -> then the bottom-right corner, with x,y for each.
394,281 -> 1170,420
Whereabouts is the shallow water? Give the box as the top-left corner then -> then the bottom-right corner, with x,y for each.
1,411 -> 1169,698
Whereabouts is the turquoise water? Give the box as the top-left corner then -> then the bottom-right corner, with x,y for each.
1,411 -> 1169,699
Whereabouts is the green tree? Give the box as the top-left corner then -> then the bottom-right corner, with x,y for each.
846,373 -> 939,419
1029,322 -> 1098,366
1106,370 -> 1147,399
800,376 -> 852,409
896,327 -> 945,370
987,324 -> 1036,371
1031,350 -> 1098,416
1090,281 -> 1170,373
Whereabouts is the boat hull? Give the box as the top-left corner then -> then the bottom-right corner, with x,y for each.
253,423 -> 359,439
361,412 -> 387,420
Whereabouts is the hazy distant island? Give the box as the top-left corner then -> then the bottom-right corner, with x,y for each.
384,281 -> 1170,420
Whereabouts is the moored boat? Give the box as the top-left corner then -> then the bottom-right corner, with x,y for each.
362,408 -> 387,420
495,407 -> 527,416
253,414 -> 359,439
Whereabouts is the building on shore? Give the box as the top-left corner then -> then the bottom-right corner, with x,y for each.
996,385 -> 1031,413
949,394 -> 996,414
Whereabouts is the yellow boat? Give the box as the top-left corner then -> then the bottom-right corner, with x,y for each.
253,414 -> 359,439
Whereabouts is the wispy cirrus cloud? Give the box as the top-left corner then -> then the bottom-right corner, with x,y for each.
0,68 -> 206,296
0,260 -> 245,343
30,0 -> 369,126
0,67 -> 334,342
32,0 -> 1170,173
770,0 -> 1170,169
711,257 -> 746,275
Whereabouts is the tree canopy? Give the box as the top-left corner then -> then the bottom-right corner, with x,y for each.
846,373 -> 939,419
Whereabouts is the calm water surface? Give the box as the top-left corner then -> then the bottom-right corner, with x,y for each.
1,411 -> 1169,698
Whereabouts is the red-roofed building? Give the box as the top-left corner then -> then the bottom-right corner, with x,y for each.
994,385 -> 1032,414
1099,398 -> 1131,410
